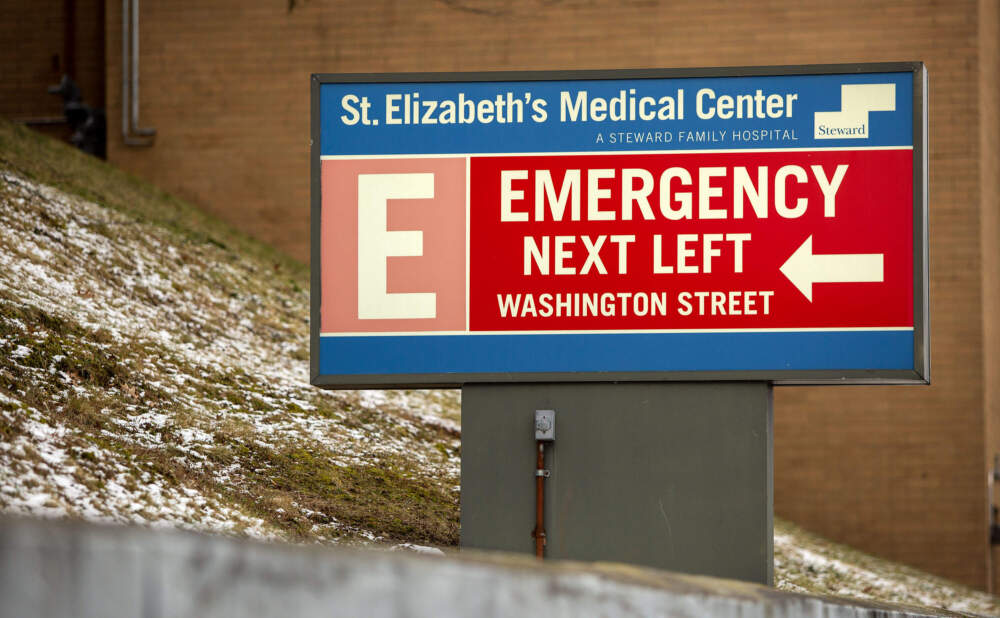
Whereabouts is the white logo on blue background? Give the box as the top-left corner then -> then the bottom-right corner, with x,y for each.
814,84 -> 895,139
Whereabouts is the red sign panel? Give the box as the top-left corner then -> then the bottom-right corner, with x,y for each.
469,149 -> 912,332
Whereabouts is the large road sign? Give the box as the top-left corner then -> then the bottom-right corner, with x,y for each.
311,64 -> 928,387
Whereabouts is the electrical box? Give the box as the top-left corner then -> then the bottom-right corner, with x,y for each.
535,409 -> 555,441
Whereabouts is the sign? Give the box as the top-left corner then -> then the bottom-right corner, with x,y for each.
311,64 -> 928,387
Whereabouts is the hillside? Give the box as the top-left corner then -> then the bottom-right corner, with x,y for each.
0,119 -> 997,616
0,120 -> 460,546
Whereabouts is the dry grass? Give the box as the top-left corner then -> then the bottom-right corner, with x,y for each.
0,118 -> 460,547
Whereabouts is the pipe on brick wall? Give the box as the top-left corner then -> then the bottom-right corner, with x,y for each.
121,0 -> 155,146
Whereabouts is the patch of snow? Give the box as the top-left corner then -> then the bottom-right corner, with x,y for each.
391,543 -> 445,556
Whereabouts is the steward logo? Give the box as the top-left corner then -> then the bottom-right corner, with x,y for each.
814,84 -> 895,139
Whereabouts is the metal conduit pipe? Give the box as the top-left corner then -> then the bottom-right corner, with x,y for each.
533,410 -> 555,559
121,0 -> 155,146
534,441 -> 546,558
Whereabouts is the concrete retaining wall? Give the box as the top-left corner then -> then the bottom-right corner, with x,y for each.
0,517 -> 971,618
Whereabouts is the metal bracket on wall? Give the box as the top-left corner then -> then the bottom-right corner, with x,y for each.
121,0 -> 156,146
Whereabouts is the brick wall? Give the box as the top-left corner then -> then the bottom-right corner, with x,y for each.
90,0 -> 1000,591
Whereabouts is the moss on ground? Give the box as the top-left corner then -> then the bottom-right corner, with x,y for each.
0,290 -> 459,546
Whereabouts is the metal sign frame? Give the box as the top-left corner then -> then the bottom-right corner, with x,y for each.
310,62 -> 928,388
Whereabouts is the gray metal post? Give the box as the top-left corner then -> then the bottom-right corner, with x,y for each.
460,382 -> 773,585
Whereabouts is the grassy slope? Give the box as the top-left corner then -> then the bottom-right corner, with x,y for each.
0,119 -> 997,615
0,118 -> 307,284
775,520 -> 998,615
0,118 -> 460,545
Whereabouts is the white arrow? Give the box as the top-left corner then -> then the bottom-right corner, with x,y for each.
779,235 -> 884,302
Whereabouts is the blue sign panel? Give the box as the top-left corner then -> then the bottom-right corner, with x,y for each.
320,72 -> 913,156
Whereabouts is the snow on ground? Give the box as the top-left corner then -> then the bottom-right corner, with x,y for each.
0,170 -> 460,546
775,520 -> 999,615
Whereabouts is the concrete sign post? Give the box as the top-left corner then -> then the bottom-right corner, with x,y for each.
311,64 -> 928,584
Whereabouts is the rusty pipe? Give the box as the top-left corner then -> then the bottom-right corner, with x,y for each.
534,440 -> 546,558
